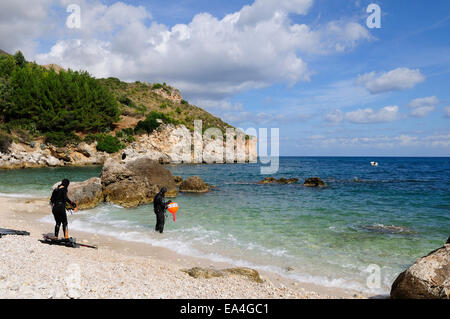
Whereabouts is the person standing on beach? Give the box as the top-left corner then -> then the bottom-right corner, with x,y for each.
50,179 -> 77,239
153,187 -> 171,233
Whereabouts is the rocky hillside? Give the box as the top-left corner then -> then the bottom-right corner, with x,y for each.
99,77 -> 232,134
0,50 -> 256,169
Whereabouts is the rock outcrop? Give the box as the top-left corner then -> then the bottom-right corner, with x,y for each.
0,142 -> 63,169
303,177 -> 327,188
182,267 -> 264,283
179,176 -> 210,193
100,157 -> 178,208
258,177 -> 299,184
122,124 -> 190,164
173,176 -> 183,186
390,240 -> 450,299
52,177 -> 103,210
153,87 -> 183,103
1,123 -> 258,169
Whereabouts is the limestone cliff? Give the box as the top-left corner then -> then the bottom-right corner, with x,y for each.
0,124 -> 257,169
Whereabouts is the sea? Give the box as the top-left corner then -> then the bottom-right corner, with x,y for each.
0,157 -> 448,295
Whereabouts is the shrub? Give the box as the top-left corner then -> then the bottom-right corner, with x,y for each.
83,133 -> 97,144
175,107 -> 182,114
96,134 -> 125,153
45,131 -> 81,147
0,131 -> 12,153
181,99 -> 188,105
134,111 -> 178,135
152,83 -> 163,90
119,95 -> 137,108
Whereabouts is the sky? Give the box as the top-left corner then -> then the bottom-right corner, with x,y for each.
1,0 -> 449,156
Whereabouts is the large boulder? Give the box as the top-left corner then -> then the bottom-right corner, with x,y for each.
100,157 -> 178,208
303,177 -> 327,188
52,177 -> 103,210
179,176 -> 210,193
390,241 -> 450,299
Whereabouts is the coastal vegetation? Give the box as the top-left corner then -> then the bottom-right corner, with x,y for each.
0,50 -> 234,152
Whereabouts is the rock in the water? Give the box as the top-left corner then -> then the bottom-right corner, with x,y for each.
390,241 -> 450,299
100,157 -> 178,208
362,224 -> 415,234
179,176 -> 210,193
182,267 -> 263,283
52,177 -> 103,210
258,177 -> 298,184
173,176 -> 183,186
303,177 -> 327,187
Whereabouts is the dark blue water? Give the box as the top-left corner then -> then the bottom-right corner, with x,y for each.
1,157 -> 449,293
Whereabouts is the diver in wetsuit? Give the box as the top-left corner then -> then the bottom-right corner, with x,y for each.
50,179 -> 77,239
153,187 -> 172,233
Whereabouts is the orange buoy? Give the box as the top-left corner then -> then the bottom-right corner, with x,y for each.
167,202 -> 179,221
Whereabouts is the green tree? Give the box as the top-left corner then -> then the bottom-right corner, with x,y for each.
13,51 -> 26,68
0,55 -> 16,77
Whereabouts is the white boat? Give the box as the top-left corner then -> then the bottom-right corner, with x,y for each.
370,161 -> 379,167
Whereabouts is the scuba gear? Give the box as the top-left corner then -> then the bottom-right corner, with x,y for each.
41,234 -> 97,249
0,228 -> 30,237
153,188 -> 171,233
50,179 -> 77,238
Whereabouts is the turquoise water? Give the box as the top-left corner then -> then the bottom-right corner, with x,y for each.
1,157 -> 449,294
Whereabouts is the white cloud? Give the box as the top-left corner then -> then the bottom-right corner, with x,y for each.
33,0 -> 371,102
345,106 -> 398,123
0,0 -> 54,57
303,133 -> 450,149
325,106 -> 399,124
408,96 -> 438,117
356,68 -> 425,94
444,106 -> 450,118
191,99 -> 244,112
324,109 -> 344,123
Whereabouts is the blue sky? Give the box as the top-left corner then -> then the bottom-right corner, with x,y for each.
1,0 -> 449,156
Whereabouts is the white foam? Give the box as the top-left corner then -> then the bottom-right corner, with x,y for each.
0,192 -> 42,198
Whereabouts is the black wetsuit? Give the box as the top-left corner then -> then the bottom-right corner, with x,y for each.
50,186 -> 76,237
153,191 -> 171,233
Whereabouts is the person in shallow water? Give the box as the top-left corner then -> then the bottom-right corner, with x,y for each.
50,179 -> 78,239
153,187 -> 172,233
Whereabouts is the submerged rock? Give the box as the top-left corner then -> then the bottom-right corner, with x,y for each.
303,177 -> 327,188
258,177 -> 298,184
52,177 -> 103,210
362,224 -> 415,234
100,157 -> 178,208
179,176 -> 210,193
390,240 -> 450,299
182,267 -> 264,283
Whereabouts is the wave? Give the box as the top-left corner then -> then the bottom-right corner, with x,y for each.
0,192 -> 43,199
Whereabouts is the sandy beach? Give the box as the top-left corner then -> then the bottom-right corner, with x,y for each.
0,196 -> 369,299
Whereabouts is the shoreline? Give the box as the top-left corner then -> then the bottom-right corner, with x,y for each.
0,195 -> 374,299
